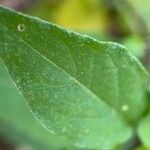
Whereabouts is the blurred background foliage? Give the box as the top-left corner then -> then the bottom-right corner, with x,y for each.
0,0 -> 150,149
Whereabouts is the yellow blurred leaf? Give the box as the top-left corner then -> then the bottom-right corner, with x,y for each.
54,0 -> 106,31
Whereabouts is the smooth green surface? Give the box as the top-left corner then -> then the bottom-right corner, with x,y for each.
138,115 -> 150,149
0,6 -> 149,149
114,0 -> 150,34
129,0 -> 150,31
122,35 -> 145,58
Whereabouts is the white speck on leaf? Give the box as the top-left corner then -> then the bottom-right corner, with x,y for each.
121,105 -> 129,112
17,24 -> 26,32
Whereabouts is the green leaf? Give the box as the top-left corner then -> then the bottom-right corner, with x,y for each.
122,35 -> 145,58
0,6 -> 148,149
114,0 -> 150,34
136,146 -> 149,150
0,59 -> 69,150
128,0 -> 150,31
138,114 -> 150,149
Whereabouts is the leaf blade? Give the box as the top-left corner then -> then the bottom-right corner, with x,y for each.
0,5 -> 148,149
0,22 -> 132,149
0,6 -> 148,124
0,59 -> 69,150
138,115 -> 150,149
